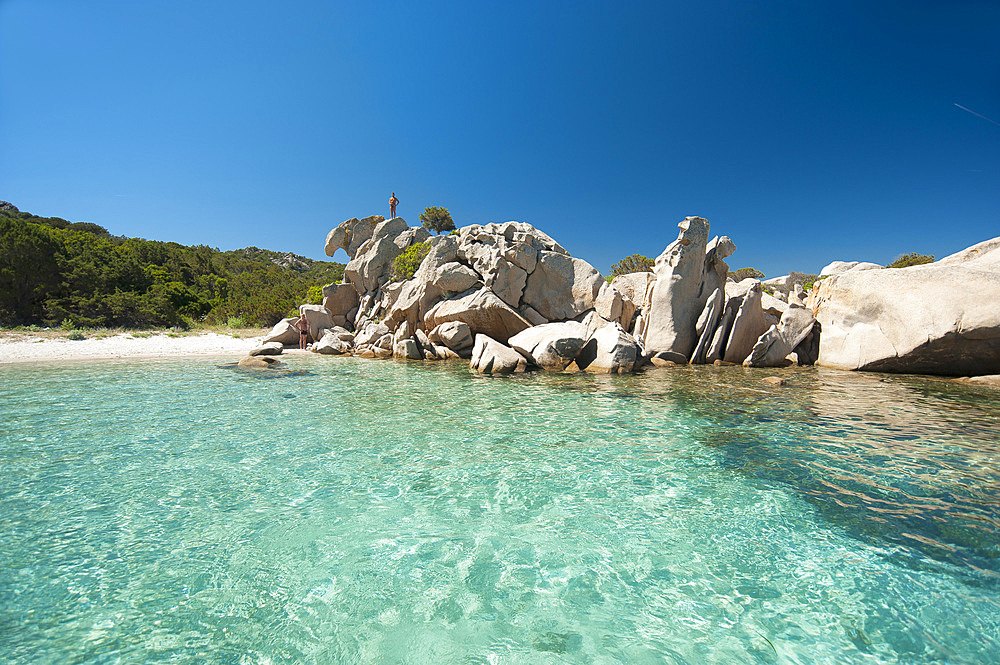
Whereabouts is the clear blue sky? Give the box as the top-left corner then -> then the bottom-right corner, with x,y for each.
2,1 -> 998,277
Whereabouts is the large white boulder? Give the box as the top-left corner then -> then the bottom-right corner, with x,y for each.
573,323 -> 639,374
469,334 -> 528,374
508,321 -> 590,371
428,321 -> 474,352
298,305 -> 334,341
744,304 -> 817,367
641,216 -> 710,361
811,236 -> 1000,375
262,318 -> 300,345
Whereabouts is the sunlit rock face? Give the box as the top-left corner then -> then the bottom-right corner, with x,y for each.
810,236 -> 1000,376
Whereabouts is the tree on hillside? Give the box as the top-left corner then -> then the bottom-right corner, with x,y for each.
609,254 -> 654,278
419,206 -> 455,234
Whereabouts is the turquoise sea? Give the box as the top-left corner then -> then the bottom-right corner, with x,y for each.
1,356 -> 998,664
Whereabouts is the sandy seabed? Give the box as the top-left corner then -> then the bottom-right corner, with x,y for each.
0,332 -> 263,364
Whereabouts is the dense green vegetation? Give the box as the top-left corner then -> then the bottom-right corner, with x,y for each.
419,206 -> 455,234
609,254 -> 654,278
391,241 -> 430,280
886,252 -> 934,269
0,206 -> 343,328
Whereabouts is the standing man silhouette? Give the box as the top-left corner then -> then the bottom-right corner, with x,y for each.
389,192 -> 399,219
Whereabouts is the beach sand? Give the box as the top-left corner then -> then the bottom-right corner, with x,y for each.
0,330 -> 265,364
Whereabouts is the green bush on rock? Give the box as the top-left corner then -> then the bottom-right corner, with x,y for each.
419,207 -> 455,235
391,242 -> 431,281
609,254 -> 654,278
886,252 -> 934,269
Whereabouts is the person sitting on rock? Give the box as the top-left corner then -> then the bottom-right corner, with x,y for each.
295,316 -> 309,350
389,192 -> 398,219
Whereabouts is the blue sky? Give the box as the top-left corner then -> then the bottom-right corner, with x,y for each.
2,1 -> 997,277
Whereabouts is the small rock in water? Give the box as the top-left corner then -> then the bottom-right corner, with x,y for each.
238,356 -> 281,369
761,376 -> 786,386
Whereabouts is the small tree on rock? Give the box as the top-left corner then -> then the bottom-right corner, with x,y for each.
419,206 -> 455,235
729,267 -> 765,281
609,254 -> 654,278
886,252 -> 933,269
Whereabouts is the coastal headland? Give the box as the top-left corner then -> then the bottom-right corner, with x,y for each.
247,215 -> 1000,380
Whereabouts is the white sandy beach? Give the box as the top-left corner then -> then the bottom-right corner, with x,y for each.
0,331 -> 264,364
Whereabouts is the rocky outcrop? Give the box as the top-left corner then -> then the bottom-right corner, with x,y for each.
810,236 -> 1000,375
470,334 -> 528,374
723,283 -> 773,364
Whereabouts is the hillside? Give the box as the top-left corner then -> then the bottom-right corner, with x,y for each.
0,202 -> 343,328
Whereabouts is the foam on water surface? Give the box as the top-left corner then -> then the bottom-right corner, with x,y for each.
1,357 -> 998,664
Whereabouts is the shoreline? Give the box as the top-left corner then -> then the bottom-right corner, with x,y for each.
0,330 -> 264,365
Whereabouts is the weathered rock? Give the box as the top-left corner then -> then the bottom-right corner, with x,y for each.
700,236 -> 736,310
611,272 -> 655,334
792,321 -> 821,365
424,287 -> 531,343
954,374 -> 1000,388
745,304 -> 817,368
725,283 -> 779,364
690,287 -> 724,364
641,216 -> 710,361
355,322 -> 390,347
262,318 -> 300,345
238,355 -> 281,369
322,282 -> 359,322
761,376 -> 786,386
313,332 -> 352,355
374,333 -> 393,350
393,338 -> 423,360
520,305 -> 548,326
811,236 -> 1000,375
522,251 -> 604,321
249,342 -> 283,356
508,321 -> 590,371
819,260 -> 882,277
433,262 -> 481,292
428,321 -> 474,351
469,334 -> 528,374
299,304 -> 335,341
594,282 -> 624,325
373,346 -> 393,359
763,271 -> 817,295
705,297 -> 739,363
573,323 -> 639,374
345,218 -> 427,293
324,215 -> 384,258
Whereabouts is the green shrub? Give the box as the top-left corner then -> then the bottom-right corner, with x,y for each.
60,318 -> 75,330
226,315 -> 246,328
729,267 -> 765,281
886,252 -> 934,269
305,285 -> 324,305
391,242 -> 431,281
419,207 -> 455,235
609,254 -> 654,278
66,330 -> 85,340
802,275 -> 828,291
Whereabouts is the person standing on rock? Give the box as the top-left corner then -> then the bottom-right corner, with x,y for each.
295,316 -> 309,350
389,192 -> 398,219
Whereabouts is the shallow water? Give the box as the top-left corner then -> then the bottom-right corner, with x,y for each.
1,356 -> 998,664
